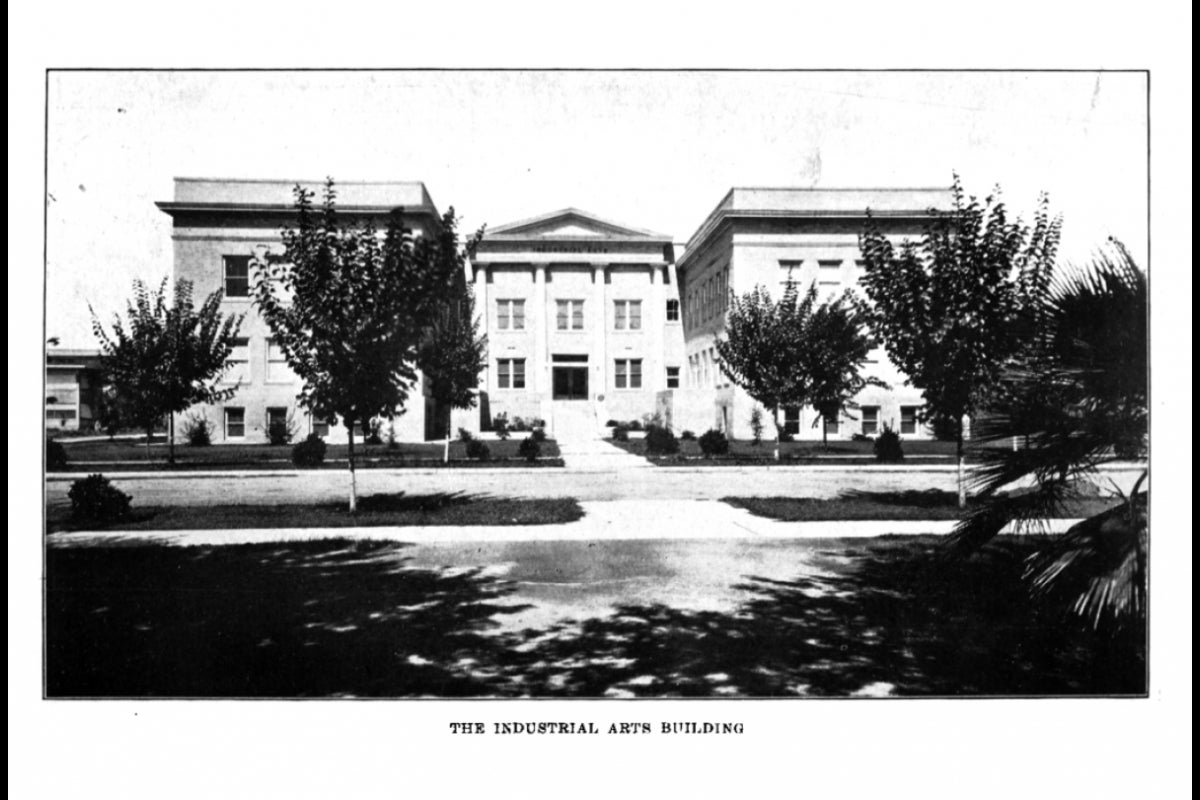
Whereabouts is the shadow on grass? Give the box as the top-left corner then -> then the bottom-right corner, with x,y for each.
46,538 -> 1145,698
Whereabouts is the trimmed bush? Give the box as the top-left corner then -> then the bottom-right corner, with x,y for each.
698,428 -> 730,458
68,474 -> 131,524
47,438 -> 69,472
644,424 -> 680,456
363,418 -> 383,446
518,436 -> 541,462
291,433 -> 327,468
466,439 -> 490,461
874,424 -> 905,462
458,427 -> 475,443
268,416 -> 297,446
530,427 -> 547,443
494,413 -> 511,440
610,424 -> 630,442
680,430 -> 696,441
182,413 -> 214,446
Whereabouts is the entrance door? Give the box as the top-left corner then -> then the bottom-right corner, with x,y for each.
552,367 -> 589,400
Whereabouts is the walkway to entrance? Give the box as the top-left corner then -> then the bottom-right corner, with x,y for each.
551,401 -> 651,471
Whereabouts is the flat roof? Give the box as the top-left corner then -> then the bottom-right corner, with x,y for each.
159,177 -> 440,217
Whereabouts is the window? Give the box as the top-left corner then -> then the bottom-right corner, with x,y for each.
901,405 -> 921,435
784,407 -> 801,436
666,366 -> 680,389
225,407 -> 245,439
556,299 -> 584,330
666,299 -> 680,322
224,256 -> 251,298
497,299 -> 526,331
614,358 -> 642,389
824,415 -> 839,435
227,338 -> 250,383
312,418 -> 330,438
497,358 -> 526,389
266,339 -> 293,382
861,405 -> 880,436
267,407 -> 289,431
614,300 -> 642,330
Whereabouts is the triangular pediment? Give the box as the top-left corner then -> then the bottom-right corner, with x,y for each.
486,208 -> 670,241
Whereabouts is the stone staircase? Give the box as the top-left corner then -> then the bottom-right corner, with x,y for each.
551,402 -> 650,471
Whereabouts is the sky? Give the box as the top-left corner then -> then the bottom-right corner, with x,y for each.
46,70 -> 1148,348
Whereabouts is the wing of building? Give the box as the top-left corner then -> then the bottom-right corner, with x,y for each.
151,179 -> 950,444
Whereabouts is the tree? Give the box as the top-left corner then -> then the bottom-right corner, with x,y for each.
806,292 -> 888,447
717,281 -> 878,459
953,242 -> 1147,634
858,174 -> 1062,505
417,244 -> 488,463
90,278 -> 243,462
253,180 -> 476,512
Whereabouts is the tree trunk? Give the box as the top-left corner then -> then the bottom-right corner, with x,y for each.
956,418 -> 967,509
772,405 -> 781,462
346,419 -> 358,515
168,413 -> 176,465
822,416 -> 829,450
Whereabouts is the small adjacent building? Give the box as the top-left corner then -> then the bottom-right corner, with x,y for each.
46,348 -> 103,432
666,187 -> 952,441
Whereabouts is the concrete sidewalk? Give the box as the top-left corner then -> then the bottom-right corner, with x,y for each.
46,498 -> 1084,547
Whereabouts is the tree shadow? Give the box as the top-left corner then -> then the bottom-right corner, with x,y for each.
320,491 -> 481,514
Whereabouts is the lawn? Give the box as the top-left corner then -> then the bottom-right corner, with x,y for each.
608,437 -> 991,465
47,493 -> 584,533
45,536 -> 1146,697
725,490 -> 1122,521
51,437 -> 563,471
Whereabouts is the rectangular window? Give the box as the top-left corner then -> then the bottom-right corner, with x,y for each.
225,407 -> 245,439
666,366 -> 680,389
266,338 -> 294,382
46,386 -> 79,406
666,299 -> 680,322
556,299 -> 584,330
498,358 -> 526,389
784,407 -> 801,436
227,338 -> 250,383
267,407 -> 288,431
497,299 -> 525,331
613,300 -> 642,330
862,406 -> 880,436
312,419 -> 330,438
224,256 -> 251,298
824,415 -> 839,435
614,358 -> 642,389
901,405 -> 921,435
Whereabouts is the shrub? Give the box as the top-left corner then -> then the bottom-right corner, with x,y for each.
47,438 -> 68,472
611,424 -> 630,442
458,427 -> 475,443
680,429 -> 696,441
386,422 -> 399,450
644,424 -> 680,456
508,415 -> 528,433
642,411 -> 664,429
778,429 -> 795,443
699,428 -> 730,457
605,419 -> 619,428
874,424 -> 905,462
749,407 -> 764,446
627,420 -> 643,432
363,418 -> 383,446
518,436 -> 541,462
182,413 -> 214,446
466,439 -> 490,461
851,432 -> 874,442
68,474 -> 131,524
530,427 -> 547,443
531,418 -> 546,429
494,413 -> 511,440
291,433 -> 327,468
268,414 -> 298,446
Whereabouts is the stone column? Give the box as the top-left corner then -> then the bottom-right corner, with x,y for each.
649,263 -> 664,392
592,264 -> 607,402
534,264 -> 547,396
475,262 -> 489,394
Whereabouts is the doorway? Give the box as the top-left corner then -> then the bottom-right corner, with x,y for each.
552,366 -> 589,400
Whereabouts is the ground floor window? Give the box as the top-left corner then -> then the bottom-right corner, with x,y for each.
614,359 -> 642,389
666,366 -> 680,389
824,415 -> 839,436
312,418 -> 330,438
861,405 -> 880,435
900,405 -> 921,435
498,358 -> 526,389
783,407 -> 801,436
225,407 -> 245,439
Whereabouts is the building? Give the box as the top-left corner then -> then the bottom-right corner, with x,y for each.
158,179 -> 949,444
667,187 -> 953,441
468,208 -> 682,438
157,178 -> 443,444
46,348 -> 103,431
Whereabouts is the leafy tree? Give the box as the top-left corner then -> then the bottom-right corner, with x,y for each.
417,255 -> 488,463
859,174 -> 1062,505
90,278 -> 243,463
954,243 -> 1147,634
253,180 -> 476,512
807,292 -> 888,447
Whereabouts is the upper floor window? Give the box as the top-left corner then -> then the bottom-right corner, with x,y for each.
226,338 -> 250,383
614,300 -> 642,331
497,299 -> 526,331
666,299 -> 680,322
556,299 -> 585,331
223,256 -> 252,298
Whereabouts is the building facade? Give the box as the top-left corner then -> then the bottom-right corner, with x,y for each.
46,348 -> 103,431
159,179 -> 948,443
667,188 -> 952,441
